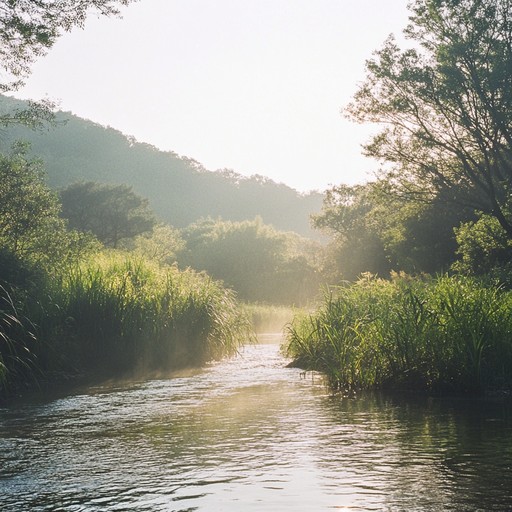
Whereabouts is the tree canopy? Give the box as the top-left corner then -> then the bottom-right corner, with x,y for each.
0,144 -> 95,282
178,217 -> 323,304
60,181 -> 156,248
346,0 -> 512,238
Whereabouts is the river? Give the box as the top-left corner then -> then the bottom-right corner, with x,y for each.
1,334 -> 512,511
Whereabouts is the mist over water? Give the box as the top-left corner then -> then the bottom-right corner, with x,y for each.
1,334 -> 512,511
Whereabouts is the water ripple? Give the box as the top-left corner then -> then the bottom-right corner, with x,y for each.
1,339 -> 512,511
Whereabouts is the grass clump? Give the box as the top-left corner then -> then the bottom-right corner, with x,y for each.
1,253 -> 253,398
285,274 -> 512,394
0,284 -> 39,392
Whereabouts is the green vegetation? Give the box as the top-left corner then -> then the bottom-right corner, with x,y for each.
346,0 -> 512,241
0,146 -> 252,400
313,181 -> 477,280
286,274 -> 512,394
60,181 -> 156,248
1,252 -> 252,399
44,254 -> 251,374
3,0 -> 512,400
178,217 -> 323,305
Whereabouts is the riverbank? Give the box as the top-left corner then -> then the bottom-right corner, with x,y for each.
285,274 -> 512,395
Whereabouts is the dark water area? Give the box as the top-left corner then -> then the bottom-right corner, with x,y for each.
1,334 -> 512,511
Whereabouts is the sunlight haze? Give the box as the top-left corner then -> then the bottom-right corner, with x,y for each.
15,0 -> 410,192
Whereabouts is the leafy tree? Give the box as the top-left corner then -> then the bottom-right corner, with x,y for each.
0,143 -> 95,280
453,214 -> 512,275
178,217 -> 323,304
346,0 -> 512,239
313,180 -> 477,278
0,0 -> 134,92
60,181 -> 156,248
123,223 -> 185,266
312,184 -> 391,280
366,181 -> 476,274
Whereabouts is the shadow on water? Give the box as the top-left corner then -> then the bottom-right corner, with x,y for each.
1,335 -> 512,511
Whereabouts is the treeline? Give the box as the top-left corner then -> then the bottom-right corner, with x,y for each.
0,95 -> 324,239
311,181 -> 509,282
0,141 -> 329,399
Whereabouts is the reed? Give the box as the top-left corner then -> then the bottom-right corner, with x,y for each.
0,284 -> 39,397
44,253 -> 253,373
1,252 -> 252,397
285,274 -> 512,393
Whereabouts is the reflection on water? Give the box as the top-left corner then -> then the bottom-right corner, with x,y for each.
1,334 -> 512,511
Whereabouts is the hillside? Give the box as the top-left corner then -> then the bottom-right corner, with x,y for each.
0,96 -> 324,238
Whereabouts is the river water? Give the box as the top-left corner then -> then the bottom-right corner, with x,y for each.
1,334 -> 512,511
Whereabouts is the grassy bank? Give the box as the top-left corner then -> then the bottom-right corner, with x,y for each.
1,253 -> 253,399
285,274 -> 512,394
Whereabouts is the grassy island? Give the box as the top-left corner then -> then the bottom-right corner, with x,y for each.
285,274 -> 512,394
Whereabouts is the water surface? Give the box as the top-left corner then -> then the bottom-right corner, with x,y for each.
1,334 -> 512,511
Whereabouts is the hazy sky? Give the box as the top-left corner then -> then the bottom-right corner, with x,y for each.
15,0 -> 411,193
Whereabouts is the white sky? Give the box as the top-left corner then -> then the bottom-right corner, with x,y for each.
14,0 -> 411,193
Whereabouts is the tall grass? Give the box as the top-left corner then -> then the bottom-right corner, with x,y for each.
285,274 -> 512,393
0,284 -> 39,395
1,253 -> 252,397
46,253 -> 253,373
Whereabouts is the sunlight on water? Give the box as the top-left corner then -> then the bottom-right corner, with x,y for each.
1,334 -> 512,511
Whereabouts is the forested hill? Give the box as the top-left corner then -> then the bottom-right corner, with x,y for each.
0,96 -> 324,238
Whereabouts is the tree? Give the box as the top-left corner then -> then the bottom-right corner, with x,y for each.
312,184 -> 391,280
0,0 -> 135,92
60,181 -> 156,248
366,181 -> 477,274
178,217 -> 323,304
313,180 -> 477,278
453,214 -> 512,275
346,0 -> 512,239
0,143 -> 95,280
0,0 -> 136,128
124,223 -> 185,266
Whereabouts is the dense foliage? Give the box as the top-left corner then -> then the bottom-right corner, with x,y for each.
346,0 -> 512,240
313,181 -> 478,280
286,0 -> 512,395
312,0 -> 512,282
178,217 -> 323,305
0,152 -> 253,400
60,181 -> 156,248
0,144 -> 96,279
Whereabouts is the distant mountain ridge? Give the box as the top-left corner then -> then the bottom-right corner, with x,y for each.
1,96 -> 324,238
